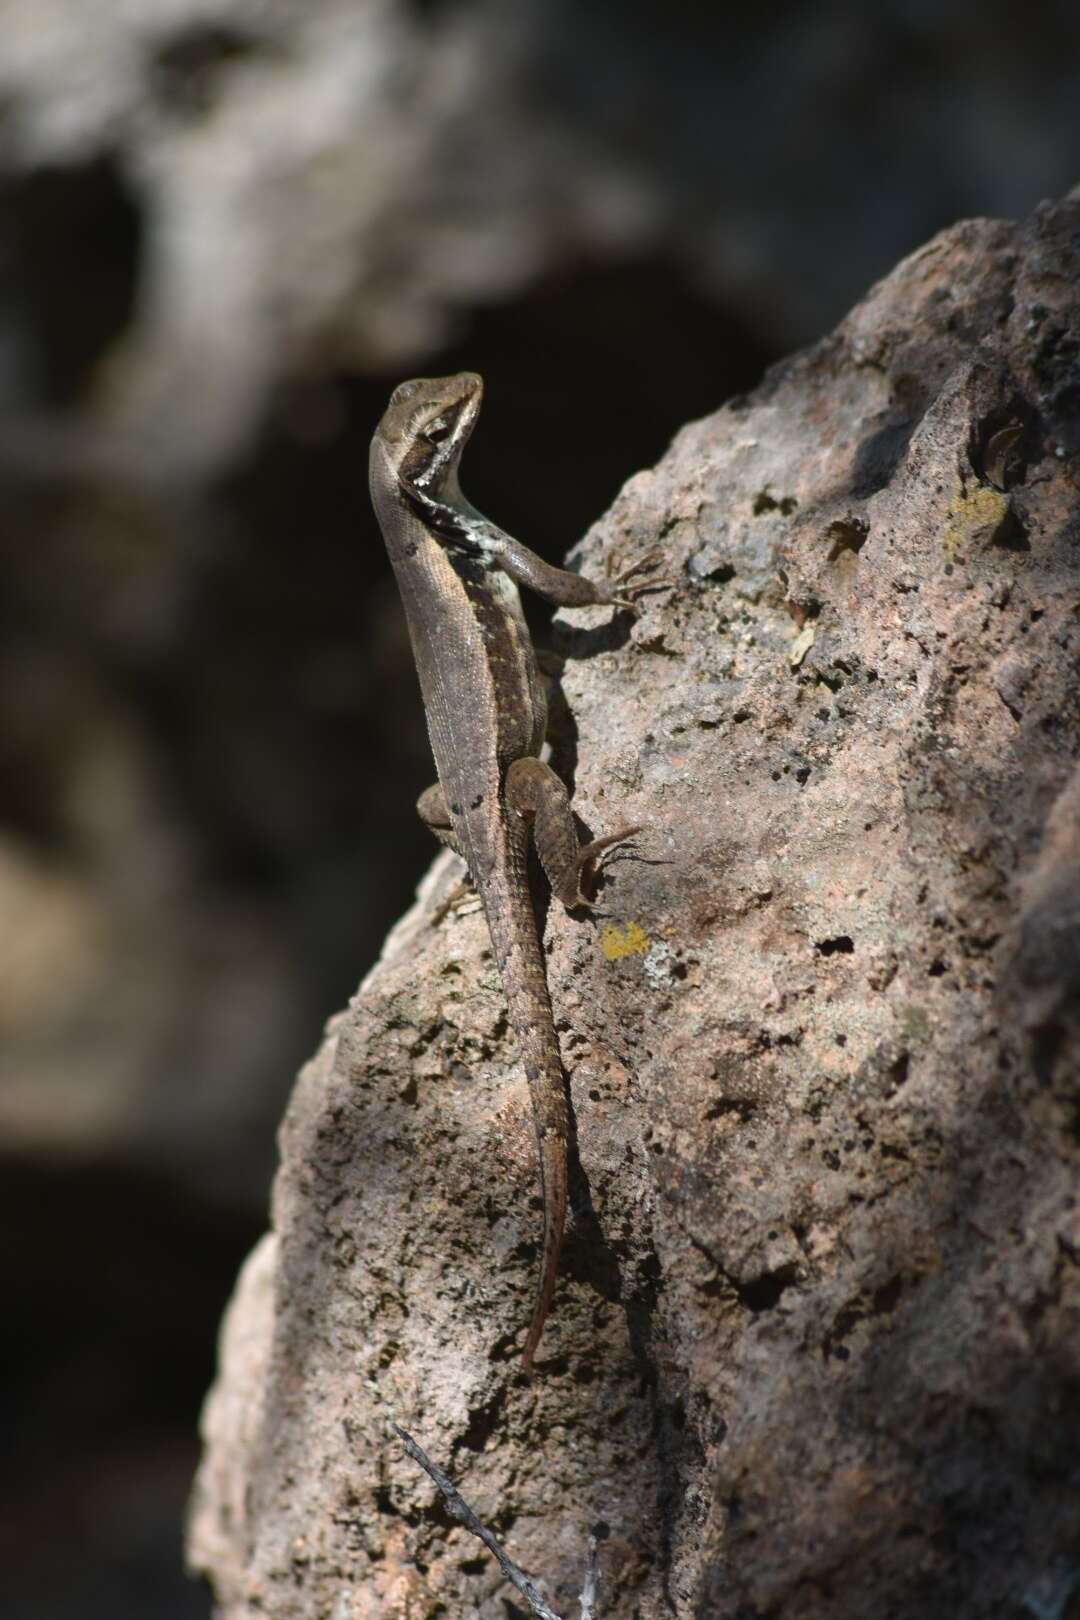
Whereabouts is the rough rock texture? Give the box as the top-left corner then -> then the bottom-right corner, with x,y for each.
4,0 -> 1075,1191
190,193 -> 1080,1618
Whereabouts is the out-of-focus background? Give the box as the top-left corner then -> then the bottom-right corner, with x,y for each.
1,3 -> 1077,1615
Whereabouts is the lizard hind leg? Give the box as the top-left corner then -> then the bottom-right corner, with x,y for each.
417,781 -> 466,858
505,756 -> 638,910
417,781 -> 477,922
573,824 -> 642,904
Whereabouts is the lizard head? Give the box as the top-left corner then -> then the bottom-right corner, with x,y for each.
373,372 -> 483,499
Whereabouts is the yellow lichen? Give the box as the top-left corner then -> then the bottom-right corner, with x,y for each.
940,482 -> 1010,558
600,920 -> 651,960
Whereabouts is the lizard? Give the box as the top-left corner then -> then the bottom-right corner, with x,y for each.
369,371 -> 640,1372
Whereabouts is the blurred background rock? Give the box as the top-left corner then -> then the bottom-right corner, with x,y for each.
1,2 -> 1076,1615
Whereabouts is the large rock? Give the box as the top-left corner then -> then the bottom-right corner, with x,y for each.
190,191 -> 1080,1618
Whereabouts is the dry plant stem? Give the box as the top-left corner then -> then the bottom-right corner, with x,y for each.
393,1424 -> 571,1620
580,1535 -> 599,1620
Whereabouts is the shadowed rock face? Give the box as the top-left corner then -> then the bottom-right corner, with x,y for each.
190,191 -> 1080,1619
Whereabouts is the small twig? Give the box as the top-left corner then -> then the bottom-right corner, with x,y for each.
393,1424 -> 566,1620
579,1534 -> 599,1620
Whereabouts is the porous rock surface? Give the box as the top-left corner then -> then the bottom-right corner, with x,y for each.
190,192 -> 1080,1618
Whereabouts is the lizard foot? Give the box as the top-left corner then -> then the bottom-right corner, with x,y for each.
572,823 -> 642,905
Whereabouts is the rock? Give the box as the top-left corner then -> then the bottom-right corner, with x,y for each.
189,191 -> 1080,1619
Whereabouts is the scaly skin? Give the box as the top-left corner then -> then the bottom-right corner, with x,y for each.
370,373 -> 633,1370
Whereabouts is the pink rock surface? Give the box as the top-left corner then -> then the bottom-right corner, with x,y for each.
190,192 -> 1080,1619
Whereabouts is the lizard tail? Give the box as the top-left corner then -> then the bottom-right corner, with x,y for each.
483,854 -> 571,1373
520,1076 -> 568,1374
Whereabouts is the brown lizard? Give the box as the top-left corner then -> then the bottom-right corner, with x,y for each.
369,371 -> 638,1370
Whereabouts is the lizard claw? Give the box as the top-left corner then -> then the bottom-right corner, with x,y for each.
574,823 -> 642,902
609,551 -> 673,608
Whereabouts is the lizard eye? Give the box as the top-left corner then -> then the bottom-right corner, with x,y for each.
425,416 -> 451,443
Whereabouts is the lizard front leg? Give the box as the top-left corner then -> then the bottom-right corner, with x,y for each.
484,523 -> 641,610
406,487 -> 649,612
